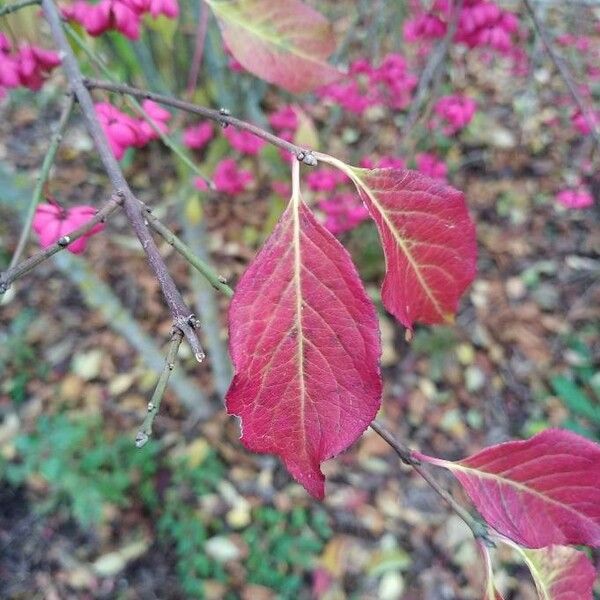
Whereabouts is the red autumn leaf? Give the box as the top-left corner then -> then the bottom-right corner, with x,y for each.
205,0 -> 342,94
418,429 -> 600,548
315,156 -> 477,329
518,545 -> 596,600
226,196 -> 381,499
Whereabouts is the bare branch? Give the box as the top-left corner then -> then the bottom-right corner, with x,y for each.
523,0 -> 600,151
136,328 -> 184,448
41,0 -> 204,361
370,419 -> 493,545
83,78 -> 318,164
0,0 -> 39,17
8,93 -> 75,272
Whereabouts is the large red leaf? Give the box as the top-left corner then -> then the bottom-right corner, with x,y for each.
205,0 -> 342,94
418,429 -> 600,548
226,195 -> 381,499
314,155 -> 477,329
518,545 -> 596,600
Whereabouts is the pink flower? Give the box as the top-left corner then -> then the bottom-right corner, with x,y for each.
306,168 -> 345,192
268,106 -> 298,132
193,177 -> 209,191
434,95 -> 477,134
213,159 -> 253,195
33,203 -> 105,254
318,193 -> 369,235
136,99 -> 171,144
571,109 -> 600,136
416,153 -> 448,180
96,102 -> 140,159
0,43 -> 60,91
146,0 -> 178,18
183,122 -> 214,150
556,188 -> 594,209
223,127 -> 266,155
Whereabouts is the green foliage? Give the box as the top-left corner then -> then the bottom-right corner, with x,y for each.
0,309 -> 50,404
1,412 -> 331,597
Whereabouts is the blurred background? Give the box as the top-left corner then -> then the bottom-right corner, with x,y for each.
0,0 -> 599,598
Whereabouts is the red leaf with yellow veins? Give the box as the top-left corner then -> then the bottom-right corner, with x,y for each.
314,155 -> 477,329
518,545 -> 596,600
418,429 -> 600,548
205,0 -> 342,94
226,185 -> 381,498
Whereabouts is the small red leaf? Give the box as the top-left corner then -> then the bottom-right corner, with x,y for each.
353,168 -> 477,328
206,0 -> 342,94
226,197 -> 381,498
314,155 -> 477,329
519,545 -> 596,600
420,429 -> 600,548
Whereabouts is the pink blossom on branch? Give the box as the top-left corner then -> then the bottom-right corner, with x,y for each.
318,193 -> 369,235
223,126 -> 266,155
416,153 -> 448,180
33,203 -> 105,254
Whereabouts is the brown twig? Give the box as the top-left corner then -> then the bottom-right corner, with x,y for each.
523,0 -> 600,151
370,419 -> 493,545
41,0 -> 205,361
0,0 -> 39,16
0,193 -> 122,294
83,78 -> 318,165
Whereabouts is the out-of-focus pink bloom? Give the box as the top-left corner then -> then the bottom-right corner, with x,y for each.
213,159 -> 253,195
571,109 -> 600,136
33,203 -> 105,254
223,127 -> 266,155
272,181 -> 291,198
404,13 -> 447,43
306,168 -> 345,192
96,102 -> 140,159
268,106 -> 298,132
193,177 -> 209,191
434,94 -> 477,134
184,122 -> 214,150
136,99 -> 171,144
0,41 -> 60,91
416,153 -> 448,180
360,155 -> 406,170
146,0 -> 178,18
556,187 -> 594,209
318,193 -> 369,235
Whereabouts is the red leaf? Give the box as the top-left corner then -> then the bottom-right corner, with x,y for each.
206,0 -> 342,94
518,545 -> 596,600
419,429 -> 600,548
226,195 -> 381,498
314,156 -> 477,329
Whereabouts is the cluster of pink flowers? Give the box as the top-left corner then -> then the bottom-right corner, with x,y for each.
433,94 -> 477,134
317,53 -> 418,114
183,122 -> 214,150
571,109 -> 600,136
223,126 -> 266,155
194,158 -> 254,196
96,100 -> 171,159
405,0 -> 520,54
33,203 -> 105,254
0,34 -> 61,97
62,0 -> 178,40
556,187 -> 594,209
416,152 -> 448,180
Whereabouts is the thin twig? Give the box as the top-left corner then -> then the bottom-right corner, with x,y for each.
135,328 -> 184,448
523,0 -> 600,151
370,419 -> 493,544
42,0 -> 204,361
144,207 -> 234,297
0,0 -> 39,16
186,0 -> 210,98
84,78 -> 318,164
8,93 -> 75,272
401,0 -> 464,149
0,193 -> 122,294
64,24 -> 212,187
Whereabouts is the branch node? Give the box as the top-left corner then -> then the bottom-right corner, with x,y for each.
135,431 -> 149,448
57,235 -> 70,247
298,151 -> 317,167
